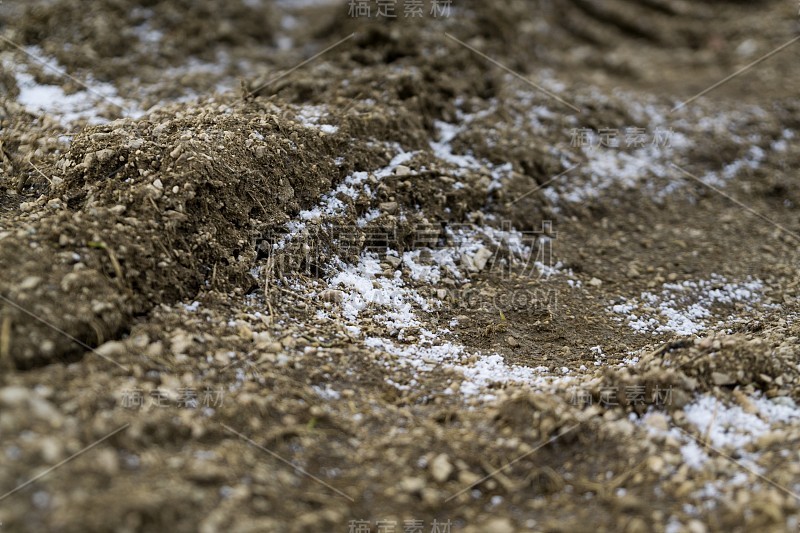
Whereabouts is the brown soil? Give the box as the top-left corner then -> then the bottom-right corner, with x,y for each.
1,1 -> 799,532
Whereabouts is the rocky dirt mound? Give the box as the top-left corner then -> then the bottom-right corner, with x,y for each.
1,0 -> 800,531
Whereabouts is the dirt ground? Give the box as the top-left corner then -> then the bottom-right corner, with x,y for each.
1,0 -> 800,531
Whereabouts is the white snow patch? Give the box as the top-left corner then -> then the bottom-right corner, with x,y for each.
274,149 -> 415,250
429,117 -> 515,189
6,46 -> 140,125
313,385 -> 341,401
640,392 -> 800,476
292,104 -> 340,134
611,276 -> 768,336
